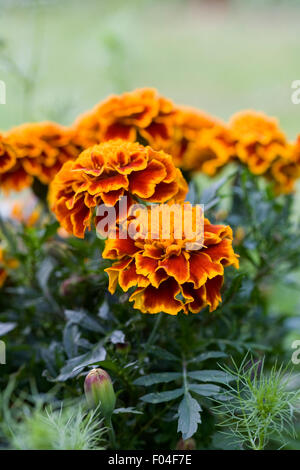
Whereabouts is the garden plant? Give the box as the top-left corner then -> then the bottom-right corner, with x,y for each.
1,85 -> 300,450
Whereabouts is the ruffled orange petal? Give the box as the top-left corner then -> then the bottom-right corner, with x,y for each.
130,278 -> 182,315
159,253 -> 190,284
119,261 -> 149,291
128,159 -> 166,198
102,237 -> 139,259
204,239 -> 239,268
205,275 -> 223,312
105,258 -> 132,293
188,252 -> 223,289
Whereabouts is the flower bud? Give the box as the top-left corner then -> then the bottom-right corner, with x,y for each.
84,368 -> 116,418
233,226 -> 245,246
176,438 -> 196,450
115,341 -> 131,355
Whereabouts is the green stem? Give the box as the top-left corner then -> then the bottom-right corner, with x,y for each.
146,313 -> 163,349
236,375 -> 256,450
107,416 -> 117,449
133,402 -> 173,443
182,358 -> 189,396
256,428 -> 265,450
139,313 -> 163,363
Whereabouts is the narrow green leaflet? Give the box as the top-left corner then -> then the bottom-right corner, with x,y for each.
222,273 -> 245,304
0,322 -> 17,337
88,359 -> 120,373
187,370 -> 233,384
63,323 -> 81,359
188,351 -> 227,364
177,392 -> 202,440
113,407 -> 143,415
55,343 -> 106,381
200,173 -> 234,205
133,372 -> 182,386
148,345 -> 180,362
140,388 -> 184,404
188,383 -> 220,396
65,309 -> 105,334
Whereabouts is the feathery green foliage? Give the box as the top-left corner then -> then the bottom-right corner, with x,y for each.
213,356 -> 300,450
9,403 -> 106,450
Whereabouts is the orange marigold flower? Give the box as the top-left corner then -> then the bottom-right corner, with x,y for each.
230,111 -> 289,175
49,140 -> 188,238
73,90 -> 234,177
97,88 -> 175,145
270,136 -> 300,194
0,122 -> 80,192
72,88 -> 176,150
103,204 -> 239,315
172,109 -> 235,175
72,109 -> 102,149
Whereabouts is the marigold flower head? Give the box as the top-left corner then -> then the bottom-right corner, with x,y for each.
72,109 -> 102,149
103,203 -> 239,315
174,111 -> 235,175
0,122 -> 80,192
72,88 -> 175,150
230,111 -> 289,175
270,137 -> 300,194
97,88 -> 175,145
72,89 -> 235,177
49,139 -> 188,238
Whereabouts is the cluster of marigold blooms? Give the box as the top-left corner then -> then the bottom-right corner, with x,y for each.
1,88 -> 300,195
1,87 -> 299,314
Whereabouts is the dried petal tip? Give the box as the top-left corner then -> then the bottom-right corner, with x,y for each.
176,438 -> 196,450
84,368 -> 116,418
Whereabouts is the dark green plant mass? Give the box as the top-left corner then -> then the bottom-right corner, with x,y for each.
0,169 -> 300,450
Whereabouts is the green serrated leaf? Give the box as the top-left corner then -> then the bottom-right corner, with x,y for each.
133,372 -> 182,386
140,388 -> 184,404
177,392 -> 202,440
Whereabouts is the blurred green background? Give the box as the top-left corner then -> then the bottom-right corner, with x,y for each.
0,0 -> 300,138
